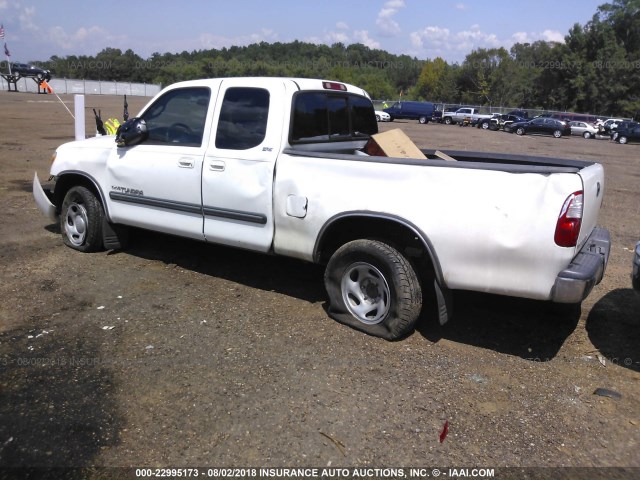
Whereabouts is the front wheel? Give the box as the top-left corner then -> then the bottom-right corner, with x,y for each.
444,117 -> 452,125
60,186 -> 104,252
516,127 -> 525,135
481,121 -> 490,130
583,132 -> 592,139
376,114 -> 381,122
324,239 -> 422,340
618,135 -> 628,144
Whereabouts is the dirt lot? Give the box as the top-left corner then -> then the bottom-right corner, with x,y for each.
0,91 -> 638,475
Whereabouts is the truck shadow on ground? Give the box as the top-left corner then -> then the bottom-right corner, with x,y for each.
124,229 -> 580,361
416,291 -> 581,361
124,229 -> 327,304
585,288 -> 640,372
0,327 -> 122,472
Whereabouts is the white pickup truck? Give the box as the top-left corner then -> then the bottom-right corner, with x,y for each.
443,107 -> 494,126
33,77 -> 610,340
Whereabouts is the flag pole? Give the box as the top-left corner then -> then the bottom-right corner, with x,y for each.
0,24 -> 10,76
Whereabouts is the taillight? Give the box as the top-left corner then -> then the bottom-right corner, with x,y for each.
555,191 -> 583,247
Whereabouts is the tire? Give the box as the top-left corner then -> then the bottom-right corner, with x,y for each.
418,116 -> 428,124
481,121 -> 490,130
583,132 -> 591,139
376,114 -> 381,122
60,186 -> 104,252
324,239 -> 422,340
516,127 -> 525,136
553,130 -> 562,138
618,136 -> 628,144
444,117 -> 452,125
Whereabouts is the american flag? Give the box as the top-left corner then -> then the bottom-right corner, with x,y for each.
0,24 -> 5,39
4,43 -> 9,57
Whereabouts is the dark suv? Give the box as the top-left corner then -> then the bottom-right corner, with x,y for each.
613,121 -> 640,144
383,101 -> 435,124
10,62 -> 52,81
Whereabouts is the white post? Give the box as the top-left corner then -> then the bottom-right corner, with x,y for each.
74,94 -> 85,140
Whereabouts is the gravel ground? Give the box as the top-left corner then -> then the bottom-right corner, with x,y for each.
0,92 -> 638,477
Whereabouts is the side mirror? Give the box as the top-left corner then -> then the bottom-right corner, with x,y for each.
115,117 -> 148,147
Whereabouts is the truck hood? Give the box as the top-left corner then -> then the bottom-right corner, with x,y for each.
57,135 -> 117,151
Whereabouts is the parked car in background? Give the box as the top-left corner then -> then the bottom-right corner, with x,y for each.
506,110 -> 530,119
375,110 -> 391,122
601,118 -> 624,134
476,113 -> 501,129
488,114 -> 527,132
442,107 -> 493,126
633,242 -> 640,291
612,121 -> 640,144
10,62 -> 52,81
570,121 -> 599,139
383,101 -> 435,124
510,117 -> 571,138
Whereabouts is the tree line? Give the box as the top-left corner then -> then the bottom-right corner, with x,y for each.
32,0 -> 639,118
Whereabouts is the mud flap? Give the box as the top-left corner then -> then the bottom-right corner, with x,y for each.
102,219 -> 129,251
434,279 -> 453,326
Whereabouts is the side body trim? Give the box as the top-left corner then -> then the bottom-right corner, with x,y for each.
109,192 -> 267,224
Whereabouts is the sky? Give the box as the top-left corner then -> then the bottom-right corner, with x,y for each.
0,0 -> 607,64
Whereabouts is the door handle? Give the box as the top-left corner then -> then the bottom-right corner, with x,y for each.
178,159 -> 194,168
210,160 -> 225,172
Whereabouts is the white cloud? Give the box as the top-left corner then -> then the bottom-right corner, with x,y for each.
324,30 -> 350,44
411,24 -> 566,61
510,30 -> 564,45
455,3 -> 468,10
353,30 -> 381,49
336,22 -> 349,30
47,25 -> 116,51
376,0 -> 405,36
541,29 -> 565,43
198,29 -> 278,50
305,27 -> 380,49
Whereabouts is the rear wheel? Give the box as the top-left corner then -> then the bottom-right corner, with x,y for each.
583,132 -> 592,139
419,116 -> 429,124
481,121 -> 490,129
444,117 -> 452,125
553,130 -> 562,138
324,239 -> 422,340
60,186 -> 104,252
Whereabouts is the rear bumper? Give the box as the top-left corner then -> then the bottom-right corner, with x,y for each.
552,227 -> 611,303
33,172 -> 57,222
633,242 -> 640,291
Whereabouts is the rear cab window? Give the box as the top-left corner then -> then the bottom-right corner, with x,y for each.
290,92 -> 377,146
215,87 -> 270,150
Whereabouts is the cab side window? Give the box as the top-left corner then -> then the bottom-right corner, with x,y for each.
215,87 -> 270,150
141,87 -> 210,147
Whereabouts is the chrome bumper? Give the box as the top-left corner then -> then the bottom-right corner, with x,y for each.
552,227 -> 611,303
33,172 -> 57,222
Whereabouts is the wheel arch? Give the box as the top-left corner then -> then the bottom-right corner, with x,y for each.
313,212 -> 445,286
53,171 -> 111,220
